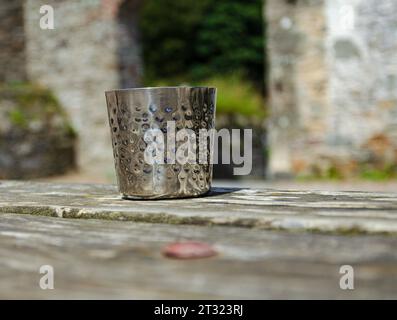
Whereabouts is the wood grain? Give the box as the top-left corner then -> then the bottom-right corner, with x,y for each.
0,181 -> 397,234
0,180 -> 396,299
0,213 -> 396,299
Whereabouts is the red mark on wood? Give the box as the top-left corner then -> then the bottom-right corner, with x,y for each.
163,242 -> 217,260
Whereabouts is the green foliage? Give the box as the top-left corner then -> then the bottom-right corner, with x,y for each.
296,166 -> 345,181
193,0 -> 265,89
139,0 -> 266,118
139,0 -> 211,81
359,165 -> 397,181
297,163 -> 397,181
9,109 -> 28,128
325,166 -> 344,180
1,82 -> 61,115
139,0 -> 265,90
147,74 -> 265,118
202,75 -> 265,117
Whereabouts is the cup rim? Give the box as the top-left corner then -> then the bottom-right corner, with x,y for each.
105,86 -> 216,94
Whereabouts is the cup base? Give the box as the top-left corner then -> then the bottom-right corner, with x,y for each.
121,189 -> 211,200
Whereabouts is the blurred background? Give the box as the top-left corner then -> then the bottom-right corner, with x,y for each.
0,0 -> 396,191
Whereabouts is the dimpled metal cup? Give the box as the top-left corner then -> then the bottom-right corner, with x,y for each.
105,86 -> 217,199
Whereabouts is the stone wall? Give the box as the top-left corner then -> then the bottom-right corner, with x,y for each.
24,0 -> 143,177
0,0 -> 143,179
0,0 -> 27,82
266,0 -> 397,178
0,83 -> 75,179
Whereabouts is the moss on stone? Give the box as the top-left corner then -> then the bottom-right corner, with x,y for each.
0,82 -> 75,136
8,109 -> 28,128
0,82 -> 77,179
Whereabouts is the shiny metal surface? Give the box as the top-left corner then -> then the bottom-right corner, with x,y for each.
105,86 -> 217,199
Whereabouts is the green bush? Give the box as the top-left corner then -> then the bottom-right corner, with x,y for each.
193,0 -> 265,89
139,0 -> 265,90
139,0 -> 210,82
359,165 -> 397,181
202,75 -> 265,118
149,75 -> 266,118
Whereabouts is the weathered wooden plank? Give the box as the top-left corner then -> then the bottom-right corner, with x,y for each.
0,181 -> 397,234
0,213 -> 396,299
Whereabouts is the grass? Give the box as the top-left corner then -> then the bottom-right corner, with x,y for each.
297,164 -> 397,181
359,165 -> 397,181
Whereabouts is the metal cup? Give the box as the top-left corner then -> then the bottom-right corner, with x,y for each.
105,86 -> 217,199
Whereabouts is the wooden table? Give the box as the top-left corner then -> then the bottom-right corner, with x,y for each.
0,180 -> 396,299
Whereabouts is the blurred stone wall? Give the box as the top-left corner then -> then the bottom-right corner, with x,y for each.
0,0 -> 27,82
0,0 -> 142,178
266,0 -> 397,178
25,0 -> 143,177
